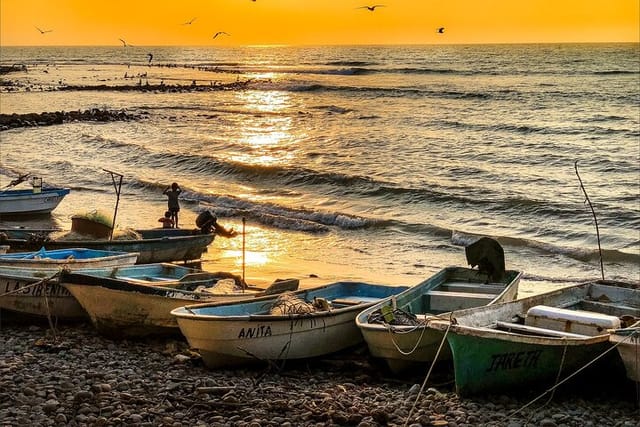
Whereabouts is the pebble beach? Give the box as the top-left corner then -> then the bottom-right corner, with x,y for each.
1,322 -> 638,427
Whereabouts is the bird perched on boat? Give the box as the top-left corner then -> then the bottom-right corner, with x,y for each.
465,237 -> 506,283
213,31 -> 230,39
357,5 -> 385,11
35,26 -> 52,34
437,27 -> 445,34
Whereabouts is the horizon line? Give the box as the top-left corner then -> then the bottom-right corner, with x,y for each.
1,40 -> 638,49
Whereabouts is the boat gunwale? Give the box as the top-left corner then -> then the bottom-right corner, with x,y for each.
171,282 -> 411,321
355,267 -> 522,331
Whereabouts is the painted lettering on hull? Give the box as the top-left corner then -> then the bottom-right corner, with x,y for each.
238,325 -> 272,339
1,280 -> 71,297
485,350 -> 543,372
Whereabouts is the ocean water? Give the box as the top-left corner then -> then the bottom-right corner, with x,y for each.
1,43 -> 638,292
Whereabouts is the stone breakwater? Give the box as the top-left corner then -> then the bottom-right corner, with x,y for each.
0,324 -> 638,427
0,109 -> 148,131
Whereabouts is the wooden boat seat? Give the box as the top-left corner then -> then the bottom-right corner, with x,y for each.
117,276 -> 176,284
495,321 -> 588,338
332,296 -> 381,306
179,273 -> 221,282
425,290 -> 497,312
436,282 -> 505,295
580,300 -> 640,318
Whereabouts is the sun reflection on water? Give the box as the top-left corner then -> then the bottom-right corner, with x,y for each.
229,89 -> 297,167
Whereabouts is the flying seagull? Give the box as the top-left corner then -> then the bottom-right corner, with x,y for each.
119,38 -> 129,47
437,27 -> 445,34
182,17 -> 197,25
35,26 -> 53,34
357,5 -> 385,11
213,31 -> 230,39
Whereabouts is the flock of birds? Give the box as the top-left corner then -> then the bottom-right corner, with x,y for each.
35,4 -> 445,48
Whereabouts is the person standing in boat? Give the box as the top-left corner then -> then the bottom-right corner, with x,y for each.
163,182 -> 182,228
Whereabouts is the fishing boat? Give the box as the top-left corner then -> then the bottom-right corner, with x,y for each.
0,266 -> 88,320
0,247 -> 139,320
59,264 -> 300,337
0,247 -> 138,270
609,321 -> 640,383
355,266 -> 522,373
0,227 -> 214,264
0,187 -> 70,216
428,280 -> 640,396
171,281 -> 410,369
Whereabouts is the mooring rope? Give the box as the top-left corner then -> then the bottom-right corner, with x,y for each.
505,335 -> 629,420
0,271 -> 60,297
385,314 -> 450,356
403,317 -> 452,427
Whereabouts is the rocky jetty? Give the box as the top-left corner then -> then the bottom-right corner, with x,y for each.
0,323 -> 637,426
0,64 -> 28,75
0,109 -> 147,131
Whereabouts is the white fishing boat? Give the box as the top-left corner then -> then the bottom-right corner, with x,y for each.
0,266 -> 88,320
0,248 -> 139,320
0,187 -> 70,216
59,265 -> 300,337
355,266 -> 522,373
0,175 -> 69,216
171,281 -> 410,369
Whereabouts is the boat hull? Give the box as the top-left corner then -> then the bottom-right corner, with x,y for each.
1,229 -> 214,264
0,269 -> 86,320
0,248 -> 138,270
0,188 -> 70,215
431,282 -> 639,396
60,267 -> 300,337
172,282 -> 410,368
356,267 -> 522,373
609,325 -> 640,382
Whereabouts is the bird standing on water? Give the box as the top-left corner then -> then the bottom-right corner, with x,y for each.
357,5 -> 385,11
147,53 -> 153,64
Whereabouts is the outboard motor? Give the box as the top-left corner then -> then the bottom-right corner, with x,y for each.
196,210 -> 217,234
465,237 -> 505,283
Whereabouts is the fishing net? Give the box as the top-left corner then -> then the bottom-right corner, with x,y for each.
368,306 -> 425,326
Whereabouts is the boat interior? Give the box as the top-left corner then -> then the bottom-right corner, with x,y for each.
488,297 -> 640,338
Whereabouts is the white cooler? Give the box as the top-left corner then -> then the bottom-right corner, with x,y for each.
525,305 -> 621,336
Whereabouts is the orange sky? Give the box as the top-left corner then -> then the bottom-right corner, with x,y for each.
1,0 -> 638,46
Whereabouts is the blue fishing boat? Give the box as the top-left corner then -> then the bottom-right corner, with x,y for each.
0,247 -> 139,270
171,281 -> 410,369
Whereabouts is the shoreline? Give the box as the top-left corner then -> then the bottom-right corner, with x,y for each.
0,322 -> 637,426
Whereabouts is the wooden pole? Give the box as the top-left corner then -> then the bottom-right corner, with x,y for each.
242,217 -> 246,289
103,169 -> 124,241
574,161 -> 604,280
